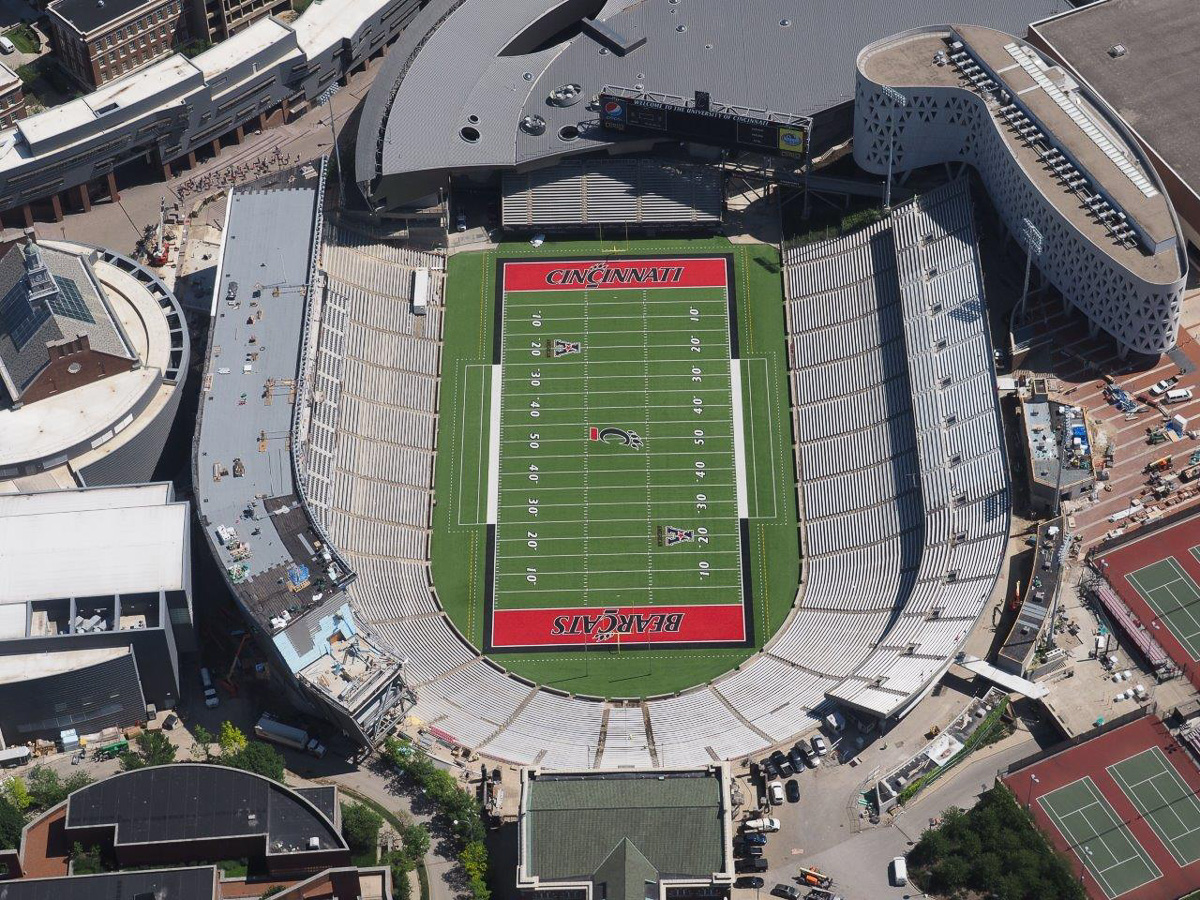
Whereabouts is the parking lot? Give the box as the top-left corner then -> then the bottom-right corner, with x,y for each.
1013,288 -> 1200,548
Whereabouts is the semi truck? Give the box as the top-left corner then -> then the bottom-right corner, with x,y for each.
254,714 -> 326,758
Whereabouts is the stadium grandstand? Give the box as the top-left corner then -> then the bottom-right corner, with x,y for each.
284,177 -> 1006,764
501,159 -> 723,231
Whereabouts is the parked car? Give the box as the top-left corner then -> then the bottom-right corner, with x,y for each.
161,712 -> 180,730
768,780 -> 785,805
455,211 -> 467,231
763,758 -> 780,780
890,857 -> 908,886
770,749 -> 793,777
742,832 -> 767,846
744,817 -> 781,833
787,746 -> 806,772
742,845 -> 765,859
1166,388 -> 1194,403
771,885 -> 800,900
0,37 -> 14,55
794,742 -> 818,769
737,858 -> 769,873
1151,377 -> 1178,396
811,735 -> 829,756
786,780 -> 800,803
735,876 -> 765,889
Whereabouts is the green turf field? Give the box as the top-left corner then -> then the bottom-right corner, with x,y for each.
1038,777 -> 1162,899
430,238 -> 798,698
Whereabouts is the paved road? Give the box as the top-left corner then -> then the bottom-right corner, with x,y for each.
326,761 -> 464,900
788,737 -> 1041,900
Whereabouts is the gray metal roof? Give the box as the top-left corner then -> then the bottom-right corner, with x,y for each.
194,186 -> 318,618
358,0 -> 1070,190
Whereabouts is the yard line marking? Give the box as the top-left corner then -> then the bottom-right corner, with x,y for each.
487,364 -> 501,524
731,357 -> 748,518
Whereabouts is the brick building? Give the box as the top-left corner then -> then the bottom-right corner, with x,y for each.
0,63 -> 26,127
47,0 -> 187,89
192,0 -> 290,43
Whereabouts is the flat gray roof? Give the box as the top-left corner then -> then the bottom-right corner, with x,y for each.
359,0 -> 1069,190
1031,0 -> 1200,205
195,183 -> 346,631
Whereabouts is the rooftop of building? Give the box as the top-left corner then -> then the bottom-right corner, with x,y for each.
0,482 -> 187,605
359,0 -> 1068,189
0,866 -> 220,900
998,518 -> 1066,670
191,17 -> 296,83
48,0 -> 163,35
1030,0 -> 1200,205
0,240 -> 187,475
0,240 -> 135,402
0,645 -> 131,684
857,24 -> 1183,284
1022,394 -> 1093,490
64,764 -> 346,854
522,768 -> 727,895
194,178 -> 355,639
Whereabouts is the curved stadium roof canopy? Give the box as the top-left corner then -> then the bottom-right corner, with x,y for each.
356,0 -> 1070,209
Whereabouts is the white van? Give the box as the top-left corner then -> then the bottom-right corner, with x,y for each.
1165,388 -> 1193,404
0,37 -> 15,55
890,857 -> 908,886
199,667 -> 220,708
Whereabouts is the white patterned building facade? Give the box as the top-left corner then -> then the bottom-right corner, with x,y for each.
853,25 -> 1187,356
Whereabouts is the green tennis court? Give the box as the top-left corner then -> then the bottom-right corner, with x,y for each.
1109,747 -> 1200,868
1038,777 -> 1162,898
1126,557 -> 1200,661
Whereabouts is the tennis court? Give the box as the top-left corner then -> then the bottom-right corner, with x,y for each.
1125,557 -> 1200,661
1109,747 -> 1200,868
1038,777 -> 1162,898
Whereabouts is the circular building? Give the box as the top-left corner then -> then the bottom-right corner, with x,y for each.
0,234 -> 189,489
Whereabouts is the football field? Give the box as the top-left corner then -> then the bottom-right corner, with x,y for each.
487,256 -> 753,649
432,240 -> 797,696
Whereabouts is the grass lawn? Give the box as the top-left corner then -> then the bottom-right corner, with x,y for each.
3,24 -> 39,54
430,237 -> 798,698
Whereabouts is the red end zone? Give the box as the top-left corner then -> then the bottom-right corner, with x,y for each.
503,257 -> 728,292
490,604 -> 746,648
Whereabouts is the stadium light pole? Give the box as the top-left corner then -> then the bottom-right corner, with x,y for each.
1017,218 -> 1044,327
318,84 -> 343,207
881,86 -> 907,211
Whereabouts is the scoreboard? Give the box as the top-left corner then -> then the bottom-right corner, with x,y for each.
598,92 -> 808,160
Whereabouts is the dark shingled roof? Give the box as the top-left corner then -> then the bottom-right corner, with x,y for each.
0,866 -> 218,900
65,764 -> 345,855
49,0 -> 158,35
525,771 -> 724,887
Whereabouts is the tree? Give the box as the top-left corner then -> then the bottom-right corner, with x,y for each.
341,802 -> 383,857
2,778 -> 30,812
0,796 -> 24,849
226,741 -> 285,782
399,823 -> 430,868
191,725 -> 214,761
69,841 -> 103,875
26,766 -> 66,808
119,731 -> 177,770
219,721 -> 248,756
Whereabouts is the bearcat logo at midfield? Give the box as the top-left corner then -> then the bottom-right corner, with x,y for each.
589,426 -> 643,449
550,608 -> 685,642
545,261 -> 686,287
